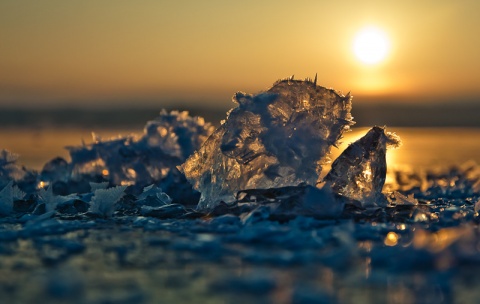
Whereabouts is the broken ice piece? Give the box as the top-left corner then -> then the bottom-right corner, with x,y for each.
181,77 -> 354,209
237,185 -> 343,218
0,149 -> 30,184
88,185 -> 127,218
136,184 -> 172,206
393,191 -> 418,206
474,199 -> 480,213
324,126 -> 401,207
0,181 -> 13,216
63,110 -> 213,191
298,186 -> 343,217
38,185 -> 78,213
140,204 -> 186,219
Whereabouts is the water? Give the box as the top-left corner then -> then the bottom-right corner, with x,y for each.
3,127 -> 479,171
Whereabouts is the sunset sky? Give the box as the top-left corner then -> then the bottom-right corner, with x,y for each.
1,0 -> 479,109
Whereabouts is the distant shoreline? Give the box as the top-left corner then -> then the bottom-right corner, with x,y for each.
0,103 -> 479,128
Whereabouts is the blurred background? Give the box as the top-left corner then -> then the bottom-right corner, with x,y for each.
1,0 -> 479,169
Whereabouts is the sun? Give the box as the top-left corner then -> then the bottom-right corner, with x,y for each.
353,26 -> 390,64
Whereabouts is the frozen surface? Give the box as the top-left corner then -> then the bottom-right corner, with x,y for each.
0,161 -> 478,303
182,77 -> 354,208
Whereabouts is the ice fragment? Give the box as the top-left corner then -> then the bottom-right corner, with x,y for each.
0,149 -> 32,186
0,181 -> 13,216
324,126 -> 401,207
12,185 -> 26,201
182,78 -> 354,209
65,110 -> 213,185
137,184 -> 172,206
393,191 -> 418,206
237,185 -> 343,218
89,185 -> 127,217
140,203 -> 186,219
33,110 -> 214,203
38,185 -> 78,213
474,199 -> 480,213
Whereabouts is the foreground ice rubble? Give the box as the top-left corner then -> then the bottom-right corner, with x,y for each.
0,77 -> 405,216
42,110 -> 214,204
0,77 -> 477,222
181,77 -> 354,208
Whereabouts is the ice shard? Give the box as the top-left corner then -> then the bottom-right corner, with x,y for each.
324,126 -> 401,207
181,77 -> 354,209
0,149 -> 29,185
89,185 -> 127,218
0,181 -> 13,216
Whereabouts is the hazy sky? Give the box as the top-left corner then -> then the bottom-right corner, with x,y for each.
1,0 -> 479,108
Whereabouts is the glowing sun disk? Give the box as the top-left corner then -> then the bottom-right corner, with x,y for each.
354,27 -> 390,64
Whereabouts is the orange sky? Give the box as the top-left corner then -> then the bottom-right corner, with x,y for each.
1,0 -> 479,108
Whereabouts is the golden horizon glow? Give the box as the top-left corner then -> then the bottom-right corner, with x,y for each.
0,1 -> 479,106
354,27 -> 390,65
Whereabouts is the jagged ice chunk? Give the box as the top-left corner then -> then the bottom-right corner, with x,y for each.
324,126 -> 401,207
181,77 -> 354,209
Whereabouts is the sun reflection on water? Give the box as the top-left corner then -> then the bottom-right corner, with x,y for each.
384,232 -> 399,246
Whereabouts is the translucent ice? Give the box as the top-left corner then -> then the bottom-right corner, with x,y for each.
392,191 -> 418,206
38,110 -> 213,203
0,149 -> 32,187
0,181 -> 13,215
64,110 -> 212,184
89,185 -> 127,218
475,199 -> 480,213
181,77 -> 354,209
324,126 -> 401,207
38,185 -> 79,213
137,184 -> 172,206
0,150 -> 19,182
89,182 -> 109,191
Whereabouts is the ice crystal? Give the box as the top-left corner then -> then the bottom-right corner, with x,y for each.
12,185 -> 26,201
475,199 -> 480,213
0,149 -> 18,163
38,185 -> 78,213
89,185 -> 127,218
392,191 -> 418,206
0,181 -> 13,215
182,77 -> 354,209
0,149 -> 29,184
137,184 -> 172,206
324,126 -> 401,207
